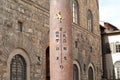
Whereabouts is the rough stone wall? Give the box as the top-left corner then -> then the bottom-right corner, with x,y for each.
72,27 -> 102,80
0,0 -> 102,80
0,0 -> 49,80
72,0 -> 102,80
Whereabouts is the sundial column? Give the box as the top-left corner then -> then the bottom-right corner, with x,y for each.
50,0 -> 73,80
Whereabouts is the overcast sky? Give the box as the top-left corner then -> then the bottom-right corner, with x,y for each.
99,0 -> 120,42
99,0 -> 120,29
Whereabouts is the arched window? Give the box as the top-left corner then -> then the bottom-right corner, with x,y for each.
73,64 -> 79,80
114,61 -> 120,79
72,0 -> 79,24
87,10 -> 93,32
88,67 -> 93,80
10,54 -> 26,80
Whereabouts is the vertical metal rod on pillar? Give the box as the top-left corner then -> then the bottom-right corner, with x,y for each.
50,0 -> 73,80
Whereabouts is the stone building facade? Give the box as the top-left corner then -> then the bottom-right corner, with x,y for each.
0,0 -> 102,80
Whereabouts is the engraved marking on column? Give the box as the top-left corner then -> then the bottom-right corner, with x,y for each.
60,27 -> 62,31
55,31 -> 60,43
55,27 -> 68,70
56,46 -> 60,50
60,65 -> 64,69
60,28 -> 63,65
63,46 -> 67,51
63,31 -> 67,43
56,57 -> 59,60
64,56 -> 67,60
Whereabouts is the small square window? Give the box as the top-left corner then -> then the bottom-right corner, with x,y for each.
75,41 -> 78,48
18,21 -> 23,32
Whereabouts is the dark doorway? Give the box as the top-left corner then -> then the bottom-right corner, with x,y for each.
46,47 -> 50,80
73,64 -> 79,80
88,67 -> 93,80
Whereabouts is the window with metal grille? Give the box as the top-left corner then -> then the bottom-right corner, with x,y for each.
72,0 -> 79,24
116,44 -> 120,53
10,54 -> 26,80
87,10 -> 93,32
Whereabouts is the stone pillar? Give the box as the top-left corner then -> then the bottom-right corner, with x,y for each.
50,0 -> 73,80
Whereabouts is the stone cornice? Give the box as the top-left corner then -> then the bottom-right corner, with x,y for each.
21,0 -> 49,14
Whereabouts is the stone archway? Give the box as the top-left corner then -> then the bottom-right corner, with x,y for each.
73,64 -> 79,80
7,48 -> 30,80
73,60 -> 81,80
87,63 -> 95,80
88,67 -> 93,80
